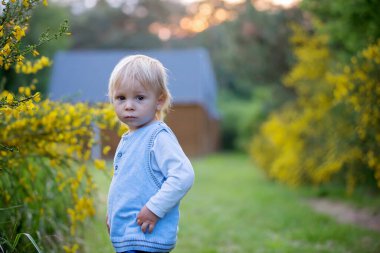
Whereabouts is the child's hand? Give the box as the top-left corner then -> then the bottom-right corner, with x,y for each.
137,205 -> 159,233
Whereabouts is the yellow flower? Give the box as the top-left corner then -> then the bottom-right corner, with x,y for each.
22,0 -> 29,8
33,92 -> 41,102
63,244 -> 79,253
102,145 -> 111,155
2,43 -> 11,56
94,159 -> 106,170
24,87 -> 31,96
7,93 -> 14,105
13,25 -> 27,41
39,56 -> 51,66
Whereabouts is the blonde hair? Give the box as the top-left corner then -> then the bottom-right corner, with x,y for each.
108,54 -> 172,120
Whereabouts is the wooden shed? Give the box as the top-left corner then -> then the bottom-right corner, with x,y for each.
49,48 -> 220,157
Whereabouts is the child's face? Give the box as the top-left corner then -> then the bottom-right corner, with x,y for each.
112,80 -> 163,132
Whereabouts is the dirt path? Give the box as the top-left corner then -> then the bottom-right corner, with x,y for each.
308,198 -> 380,232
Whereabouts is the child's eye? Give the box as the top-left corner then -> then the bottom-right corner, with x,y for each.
136,96 -> 144,101
116,96 -> 125,101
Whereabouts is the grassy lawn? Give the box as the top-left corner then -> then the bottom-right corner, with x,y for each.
84,152 -> 380,253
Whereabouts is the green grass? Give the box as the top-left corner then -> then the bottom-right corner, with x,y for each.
84,152 -> 380,253
83,167 -> 114,253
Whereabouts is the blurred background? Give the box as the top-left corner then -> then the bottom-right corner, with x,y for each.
2,0 -> 380,187
1,0 -> 380,252
2,0 -> 305,153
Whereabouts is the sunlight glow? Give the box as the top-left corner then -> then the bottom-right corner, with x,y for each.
252,0 -> 301,11
271,0 -> 300,7
223,0 -> 245,3
180,0 -> 300,9
158,27 -> 172,41
214,8 -> 228,22
152,0 -> 301,40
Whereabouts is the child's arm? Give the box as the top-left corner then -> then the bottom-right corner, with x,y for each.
144,130 -> 195,221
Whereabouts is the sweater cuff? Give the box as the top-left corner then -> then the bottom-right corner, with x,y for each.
146,201 -> 166,218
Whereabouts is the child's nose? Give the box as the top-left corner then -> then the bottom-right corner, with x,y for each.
124,100 -> 134,110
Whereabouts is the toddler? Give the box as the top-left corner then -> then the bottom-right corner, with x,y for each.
106,55 -> 195,253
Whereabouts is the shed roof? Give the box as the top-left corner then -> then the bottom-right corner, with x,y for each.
49,48 -> 219,119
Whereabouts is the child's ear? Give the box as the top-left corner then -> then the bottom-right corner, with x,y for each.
157,94 -> 165,110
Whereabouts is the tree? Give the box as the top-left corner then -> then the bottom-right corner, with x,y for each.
69,0 -> 186,49
301,0 -> 380,55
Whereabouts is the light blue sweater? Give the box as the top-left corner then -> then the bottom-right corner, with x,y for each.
107,121 -> 194,252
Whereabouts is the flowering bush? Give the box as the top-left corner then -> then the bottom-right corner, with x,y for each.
251,18 -> 380,193
0,1 -> 123,252
1,87 -> 119,252
328,39 -> 380,189
0,0 -> 68,73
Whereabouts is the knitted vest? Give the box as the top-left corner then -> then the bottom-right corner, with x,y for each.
107,121 -> 179,252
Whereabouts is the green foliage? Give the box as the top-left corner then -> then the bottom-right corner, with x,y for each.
26,3 -> 71,56
301,0 -> 380,55
182,3 -> 301,99
218,85 -> 290,150
3,231 -> 43,253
